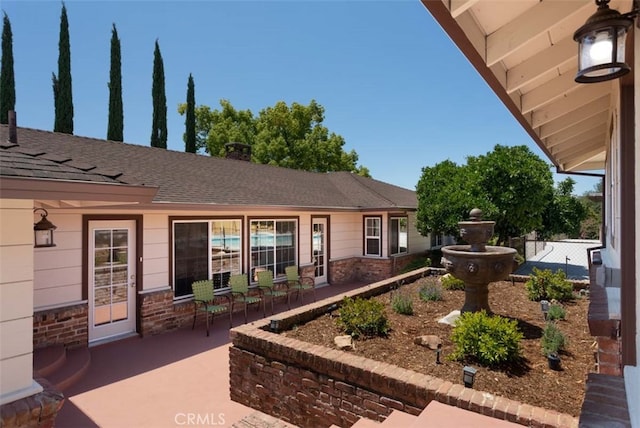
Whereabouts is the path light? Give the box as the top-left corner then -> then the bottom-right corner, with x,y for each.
462,366 -> 477,388
269,319 -> 280,333
33,208 -> 57,248
574,0 -> 638,83
540,300 -> 550,321
435,346 -> 442,365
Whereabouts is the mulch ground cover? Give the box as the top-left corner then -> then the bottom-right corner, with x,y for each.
283,276 -> 592,416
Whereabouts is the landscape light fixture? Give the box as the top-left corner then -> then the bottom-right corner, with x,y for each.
269,319 -> 280,333
573,0 -> 638,83
435,347 -> 442,365
462,366 -> 477,388
33,208 -> 57,248
540,300 -> 550,320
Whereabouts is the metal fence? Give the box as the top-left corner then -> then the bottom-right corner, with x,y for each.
513,238 -> 602,280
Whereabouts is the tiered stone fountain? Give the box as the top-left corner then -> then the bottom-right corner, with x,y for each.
441,208 -> 517,314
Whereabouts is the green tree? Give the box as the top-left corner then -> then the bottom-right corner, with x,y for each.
150,40 -> 167,148
107,24 -> 123,141
416,145 -> 554,245
538,178 -> 588,239
416,160 -> 488,237
0,12 -> 15,124
579,180 -> 603,239
52,3 -> 73,134
178,99 -> 369,175
184,74 -> 196,153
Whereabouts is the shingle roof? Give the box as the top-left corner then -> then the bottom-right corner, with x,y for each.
0,125 -> 416,210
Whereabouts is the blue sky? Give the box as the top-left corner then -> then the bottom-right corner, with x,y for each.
3,0 -> 600,194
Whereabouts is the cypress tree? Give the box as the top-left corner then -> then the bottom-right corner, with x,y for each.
150,40 -> 167,148
184,74 -> 196,153
0,12 -> 15,124
107,23 -> 123,141
53,3 -> 73,134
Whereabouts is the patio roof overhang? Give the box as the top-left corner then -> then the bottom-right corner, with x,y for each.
421,0 -> 635,174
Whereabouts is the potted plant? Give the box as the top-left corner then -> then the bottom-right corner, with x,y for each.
542,322 -> 566,371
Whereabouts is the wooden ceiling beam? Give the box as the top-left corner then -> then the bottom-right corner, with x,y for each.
537,96 -> 610,138
532,84 -> 610,128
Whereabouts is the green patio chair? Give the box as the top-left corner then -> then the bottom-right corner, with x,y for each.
257,270 -> 290,314
229,273 -> 263,324
285,266 -> 316,303
191,280 -> 231,336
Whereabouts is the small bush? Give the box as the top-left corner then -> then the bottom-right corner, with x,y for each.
541,323 -> 566,355
391,292 -> 414,315
337,297 -> 389,339
440,274 -> 465,291
399,257 -> 431,273
419,283 -> 442,302
450,310 -> 523,366
525,268 -> 574,302
547,304 -> 566,321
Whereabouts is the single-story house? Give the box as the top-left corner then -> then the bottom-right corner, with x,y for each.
0,120 -> 432,413
420,0 -> 638,425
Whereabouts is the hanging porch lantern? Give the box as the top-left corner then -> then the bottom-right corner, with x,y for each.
34,208 -> 57,247
573,0 -> 638,83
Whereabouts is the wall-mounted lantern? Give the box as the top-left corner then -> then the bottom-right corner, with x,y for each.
33,208 -> 57,248
573,0 -> 638,83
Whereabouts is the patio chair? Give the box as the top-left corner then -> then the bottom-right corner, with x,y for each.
229,273 -> 263,324
285,266 -> 316,303
191,280 -> 231,336
257,270 -> 290,314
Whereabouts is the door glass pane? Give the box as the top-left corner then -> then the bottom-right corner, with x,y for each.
94,230 -> 111,248
112,229 -> 128,247
93,228 -> 130,327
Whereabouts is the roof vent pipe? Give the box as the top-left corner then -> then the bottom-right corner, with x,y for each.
8,110 -> 17,144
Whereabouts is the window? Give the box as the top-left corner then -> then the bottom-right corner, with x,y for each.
250,219 -> 297,280
364,217 -> 381,256
431,232 -> 443,248
172,219 -> 242,298
390,217 -> 408,255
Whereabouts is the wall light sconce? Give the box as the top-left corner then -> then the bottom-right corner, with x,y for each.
462,366 -> 477,388
573,0 -> 638,83
33,208 -> 57,248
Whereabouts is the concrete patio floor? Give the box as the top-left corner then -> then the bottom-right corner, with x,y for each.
53,281 -> 520,428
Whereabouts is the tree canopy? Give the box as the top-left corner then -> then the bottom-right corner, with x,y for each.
416,144 -> 554,245
538,177 -> 587,240
107,23 -> 123,141
52,3 -> 73,134
178,99 -> 369,175
150,40 -> 167,148
0,12 -> 15,124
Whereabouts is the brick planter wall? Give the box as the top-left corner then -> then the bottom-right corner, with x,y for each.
229,269 -> 578,428
330,253 -> 427,285
33,303 -> 88,349
138,289 -> 193,336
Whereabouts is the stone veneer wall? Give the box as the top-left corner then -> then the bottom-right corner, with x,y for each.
0,378 -> 64,428
138,289 -> 193,336
229,269 -> 578,428
33,303 -> 88,349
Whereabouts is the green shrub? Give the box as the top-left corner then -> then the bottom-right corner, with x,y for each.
450,310 -> 523,366
391,292 -> 414,315
440,274 -> 465,291
547,304 -> 566,321
525,268 -> 574,302
337,297 -> 389,339
399,257 -> 431,273
419,283 -> 442,302
541,323 -> 566,355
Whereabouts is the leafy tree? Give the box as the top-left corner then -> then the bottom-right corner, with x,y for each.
0,12 -> 15,124
150,40 -> 167,148
466,145 -> 553,245
107,24 -> 123,141
416,160 -> 488,237
52,3 -> 73,134
416,145 -> 554,245
538,177 -> 587,239
579,180 -> 603,239
178,99 -> 369,175
184,74 -> 196,153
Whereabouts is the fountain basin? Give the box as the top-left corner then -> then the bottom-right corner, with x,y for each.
441,245 -> 517,313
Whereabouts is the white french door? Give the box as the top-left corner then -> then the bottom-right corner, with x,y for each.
312,218 -> 327,285
88,220 -> 136,342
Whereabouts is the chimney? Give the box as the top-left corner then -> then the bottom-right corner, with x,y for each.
8,110 -> 17,144
224,142 -> 251,161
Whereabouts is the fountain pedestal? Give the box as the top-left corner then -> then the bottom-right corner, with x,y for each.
441,209 -> 517,314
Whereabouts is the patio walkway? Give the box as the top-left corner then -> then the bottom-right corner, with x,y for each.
53,280 -> 518,428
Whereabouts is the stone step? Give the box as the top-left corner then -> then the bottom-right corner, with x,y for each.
45,347 -> 91,391
383,410 -> 418,426
33,345 -> 66,377
350,417 -> 381,428
231,410 -> 296,428
412,401 -> 520,428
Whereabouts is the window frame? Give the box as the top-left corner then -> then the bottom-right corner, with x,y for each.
389,216 -> 408,255
363,216 -> 382,257
249,218 -> 298,282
